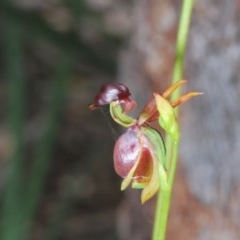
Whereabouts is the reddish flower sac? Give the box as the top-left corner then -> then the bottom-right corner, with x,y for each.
113,126 -> 163,203
113,128 -> 141,177
89,82 -> 136,112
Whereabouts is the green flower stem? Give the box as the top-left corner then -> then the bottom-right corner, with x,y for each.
171,0 -> 195,104
152,188 -> 170,240
152,0 -> 194,240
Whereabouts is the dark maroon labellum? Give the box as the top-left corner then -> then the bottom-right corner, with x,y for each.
90,82 -> 131,108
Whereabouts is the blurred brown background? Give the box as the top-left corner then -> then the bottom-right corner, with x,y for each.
1,0 -> 240,240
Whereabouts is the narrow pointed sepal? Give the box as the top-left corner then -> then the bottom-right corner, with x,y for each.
171,92 -> 203,107
120,153 -> 141,190
162,80 -> 187,99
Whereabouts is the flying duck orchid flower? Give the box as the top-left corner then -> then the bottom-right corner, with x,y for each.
89,81 -> 202,203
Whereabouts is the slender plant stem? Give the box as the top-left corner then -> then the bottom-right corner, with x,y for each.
152,1 -> 194,240
171,0 -> 195,104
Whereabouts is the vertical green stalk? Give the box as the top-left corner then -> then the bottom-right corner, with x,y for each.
152,0 -> 194,240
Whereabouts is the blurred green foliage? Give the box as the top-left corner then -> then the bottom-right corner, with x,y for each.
0,1 -> 123,239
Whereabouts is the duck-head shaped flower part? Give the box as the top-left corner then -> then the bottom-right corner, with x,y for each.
89,82 -> 137,127
89,81 -> 202,203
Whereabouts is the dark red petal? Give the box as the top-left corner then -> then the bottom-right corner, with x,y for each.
138,98 -> 159,125
133,147 -> 153,184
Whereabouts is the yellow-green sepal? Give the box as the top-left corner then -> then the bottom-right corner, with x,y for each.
154,93 -> 180,143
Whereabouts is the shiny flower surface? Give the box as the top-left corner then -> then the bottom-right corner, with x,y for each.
89,82 -> 136,112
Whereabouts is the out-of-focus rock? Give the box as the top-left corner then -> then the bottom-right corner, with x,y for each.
117,0 -> 240,239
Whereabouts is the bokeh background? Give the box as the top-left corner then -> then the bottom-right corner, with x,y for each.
1,0 -> 240,240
